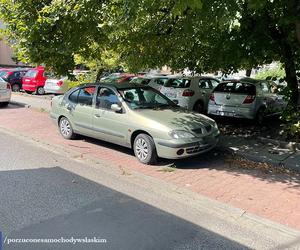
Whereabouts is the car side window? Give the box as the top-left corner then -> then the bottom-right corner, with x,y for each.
78,86 -> 96,106
155,78 -> 168,86
210,79 -> 219,88
69,89 -> 80,103
199,79 -> 210,89
96,87 -> 120,110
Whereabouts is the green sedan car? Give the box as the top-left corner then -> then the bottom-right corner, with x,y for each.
50,83 -> 220,164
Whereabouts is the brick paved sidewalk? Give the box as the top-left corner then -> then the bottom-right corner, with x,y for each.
1,105 -> 300,231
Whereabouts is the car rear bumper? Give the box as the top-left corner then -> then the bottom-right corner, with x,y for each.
154,130 -> 220,159
44,85 -> 64,94
208,104 -> 255,119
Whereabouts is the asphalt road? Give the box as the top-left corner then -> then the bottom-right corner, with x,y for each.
0,131 -> 299,249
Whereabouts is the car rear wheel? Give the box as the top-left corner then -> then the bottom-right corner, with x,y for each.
12,84 -> 20,92
59,117 -> 76,139
193,101 -> 204,114
133,134 -> 157,165
36,87 -> 45,95
0,102 -> 9,107
256,108 -> 265,125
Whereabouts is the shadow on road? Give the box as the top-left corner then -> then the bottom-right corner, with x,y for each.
0,167 -> 249,250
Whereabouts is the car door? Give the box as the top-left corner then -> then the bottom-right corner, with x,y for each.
67,86 -> 96,136
92,87 -> 129,146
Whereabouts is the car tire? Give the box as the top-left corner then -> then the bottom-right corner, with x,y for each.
59,117 -> 76,139
25,90 -> 33,94
193,101 -> 204,114
36,87 -> 45,95
256,108 -> 265,125
133,134 -> 157,165
0,102 -> 9,107
12,84 -> 21,92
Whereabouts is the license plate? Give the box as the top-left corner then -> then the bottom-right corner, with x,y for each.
218,111 -> 235,117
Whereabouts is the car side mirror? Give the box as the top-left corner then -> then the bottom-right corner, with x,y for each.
111,104 -> 122,113
173,100 -> 179,105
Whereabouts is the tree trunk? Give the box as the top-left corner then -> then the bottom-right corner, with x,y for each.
281,42 -> 299,108
246,69 -> 251,77
95,68 -> 104,83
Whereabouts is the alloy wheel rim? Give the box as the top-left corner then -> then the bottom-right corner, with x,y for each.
38,87 -> 44,94
136,138 -> 148,160
60,119 -> 71,136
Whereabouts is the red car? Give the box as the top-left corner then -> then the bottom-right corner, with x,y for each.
22,66 -> 47,94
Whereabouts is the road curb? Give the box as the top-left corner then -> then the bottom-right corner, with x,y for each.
9,100 -> 30,108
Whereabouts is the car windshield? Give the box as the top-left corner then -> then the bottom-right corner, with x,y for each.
214,82 -> 256,95
25,70 -> 38,78
118,87 -> 177,110
164,78 -> 191,88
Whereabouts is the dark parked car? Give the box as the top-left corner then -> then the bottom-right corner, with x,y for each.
0,68 -> 30,92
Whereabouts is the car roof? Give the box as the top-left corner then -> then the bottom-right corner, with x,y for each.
77,82 -> 149,90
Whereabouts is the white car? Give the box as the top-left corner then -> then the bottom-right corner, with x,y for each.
159,76 -> 220,113
207,78 -> 287,123
148,75 -> 172,91
44,76 -> 70,95
0,77 -> 11,107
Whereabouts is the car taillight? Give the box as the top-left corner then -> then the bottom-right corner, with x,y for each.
210,93 -> 215,102
7,83 -> 11,90
243,95 -> 256,104
57,80 -> 63,86
182,89 -> 194,97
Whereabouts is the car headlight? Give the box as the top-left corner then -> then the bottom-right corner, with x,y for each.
169,130 -> 195,139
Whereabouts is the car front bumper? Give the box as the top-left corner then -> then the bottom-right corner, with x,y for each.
208,104 -> 255,119
154,130 -> 220,159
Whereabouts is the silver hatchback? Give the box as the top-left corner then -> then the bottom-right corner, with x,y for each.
207,78 -> 287,123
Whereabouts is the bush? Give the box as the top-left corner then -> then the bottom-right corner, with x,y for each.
255,67 -> 286,82
281,106 -> 300,142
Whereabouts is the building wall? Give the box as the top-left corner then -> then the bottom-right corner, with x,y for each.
0,39 -> 16,66
0,20 -> 20,67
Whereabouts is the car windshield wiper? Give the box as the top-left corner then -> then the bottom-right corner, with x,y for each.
133,106 -> 155,109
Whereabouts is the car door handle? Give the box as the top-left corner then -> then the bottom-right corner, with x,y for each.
94,114 -> 101,118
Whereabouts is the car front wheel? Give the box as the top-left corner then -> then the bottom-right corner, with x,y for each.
59,117 -> 76,139
36,87 -> 45,95
133,134 -> 157,165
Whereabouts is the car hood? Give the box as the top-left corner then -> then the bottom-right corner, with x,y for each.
132,108 -> 216,132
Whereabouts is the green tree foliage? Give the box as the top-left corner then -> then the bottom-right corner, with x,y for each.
0,0 -> 299,104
